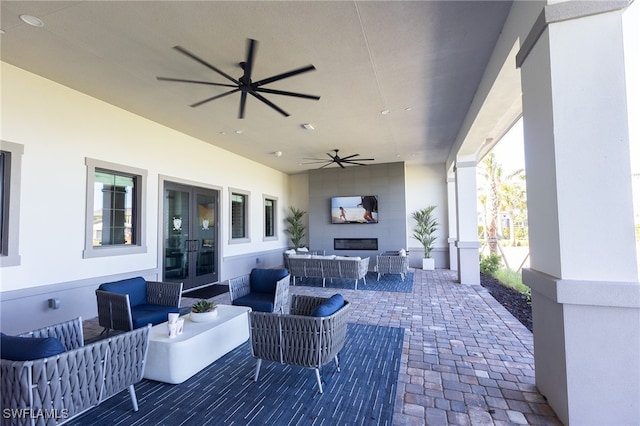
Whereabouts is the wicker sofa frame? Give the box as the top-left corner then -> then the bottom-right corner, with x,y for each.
249,295 -> 350,394
1,317 -> 151,426
375,254 -> 409,281
287,256 -> 370,290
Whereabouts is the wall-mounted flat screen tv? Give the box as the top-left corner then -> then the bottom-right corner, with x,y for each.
330,195 -> 378,224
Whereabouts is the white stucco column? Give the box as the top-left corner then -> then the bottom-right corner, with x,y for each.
447,174 -> 458,271
518,2 -> 640,424
454,161 -> 480,284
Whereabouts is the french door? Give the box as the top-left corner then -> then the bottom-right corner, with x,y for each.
163,182 -> 219,290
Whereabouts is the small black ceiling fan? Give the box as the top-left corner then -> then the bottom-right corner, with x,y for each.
157,38 -> 320,119
303,149 -> 375,169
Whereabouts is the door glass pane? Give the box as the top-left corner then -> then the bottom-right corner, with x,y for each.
196,192 -> 216,277
165,189 -> 189,280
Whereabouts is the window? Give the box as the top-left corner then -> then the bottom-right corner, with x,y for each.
0,141 -> 23,267
84,158 -> 146,258
264,196 -> 278,240
230,189 -> 249,242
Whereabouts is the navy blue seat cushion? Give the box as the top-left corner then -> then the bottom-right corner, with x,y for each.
1,333 -> 66,361
232,293 -> 275,313
131,304 -> 180,329
249,268 -> 289,294
99,276 -> 148,307
310,294 -> 345,317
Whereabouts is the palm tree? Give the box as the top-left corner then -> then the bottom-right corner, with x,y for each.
500,177 -> 527,246
478,152 -> 525,254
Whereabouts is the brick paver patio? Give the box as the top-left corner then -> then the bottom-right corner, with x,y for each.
84,268 -> 561,425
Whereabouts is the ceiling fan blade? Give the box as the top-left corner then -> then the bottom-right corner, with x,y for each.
336,161 -> 346,169
243,39 -> 257,82
190,88 -> 240,107
302,160 -> 331,164
248,91 -> 289,117
319,162 -> 335,169
173,46 -> 239,84
255,87 -> 320,100
344,162 -> 372,166
345,157 -> 375,162
254,65 -> 316,87
238,91 -> 248,119
156,76 -> 236,88
338,153 -> 360,161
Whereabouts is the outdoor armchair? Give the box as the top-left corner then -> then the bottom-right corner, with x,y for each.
375,251 -> 409,281
96,276 -> 182,335
249,294 -> 350,393
228,268 -> 290,313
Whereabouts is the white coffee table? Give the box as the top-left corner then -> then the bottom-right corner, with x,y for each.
143,304 -> 251,384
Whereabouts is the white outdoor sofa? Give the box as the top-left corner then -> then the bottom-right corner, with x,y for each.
286,254 -> 370,290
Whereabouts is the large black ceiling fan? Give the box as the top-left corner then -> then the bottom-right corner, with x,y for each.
157,38 -> 320,119
303,150 -> 375,169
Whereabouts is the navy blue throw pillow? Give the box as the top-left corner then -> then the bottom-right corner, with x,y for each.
0,333 -> 66,361
310,294 -> 344,317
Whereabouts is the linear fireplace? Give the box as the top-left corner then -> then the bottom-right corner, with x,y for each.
334,238 -> 378,251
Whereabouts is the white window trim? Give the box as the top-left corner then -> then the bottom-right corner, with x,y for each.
229,188 -> 250,244
0,140 -> 23,267
263,194 -> 278,242
83,158 -> 147,258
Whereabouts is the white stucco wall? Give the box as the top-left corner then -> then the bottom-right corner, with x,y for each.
0,63 -> 291,292
404,163 -> 448,255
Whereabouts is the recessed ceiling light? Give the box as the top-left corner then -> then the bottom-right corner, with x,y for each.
0,29 -> 5,35
405,107 -> 412,111
301,123 -> 315,131
19,14 -> 44,28
235,130 -> 244,134
381,109 -> 391,115
275,151 -> 283,158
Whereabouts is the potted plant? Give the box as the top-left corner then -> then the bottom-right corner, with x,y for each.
411,205 -> 438,270
190,299 -> 218,322
284,206 -> 307,249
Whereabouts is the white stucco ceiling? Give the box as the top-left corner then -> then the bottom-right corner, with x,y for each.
0,1 -> 515,174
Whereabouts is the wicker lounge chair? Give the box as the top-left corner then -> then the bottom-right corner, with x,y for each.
249,294 -> 350,393
375,253 -> 409,281
228,268 -> 290,313
1,317 -> 151,426
96,276 -> 182,335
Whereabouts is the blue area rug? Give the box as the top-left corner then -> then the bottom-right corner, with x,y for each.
67,323 -> 404,426
294,271 -> 413,293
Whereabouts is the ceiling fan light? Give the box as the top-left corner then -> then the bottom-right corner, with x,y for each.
19,14 -> 44,27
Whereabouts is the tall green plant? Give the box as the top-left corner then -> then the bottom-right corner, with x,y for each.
411,205 -> 438,259
284,206 -> 307,248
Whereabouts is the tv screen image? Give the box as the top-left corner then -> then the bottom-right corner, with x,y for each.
331,195 -> 378,224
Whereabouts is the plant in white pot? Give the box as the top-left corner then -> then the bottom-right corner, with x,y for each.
411,205 -> 439,270
284,206 -> 307,249
190,299 -> 218,322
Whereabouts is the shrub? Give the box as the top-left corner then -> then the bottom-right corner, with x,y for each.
493,268 -> 531,301
480,253 -> 501,276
